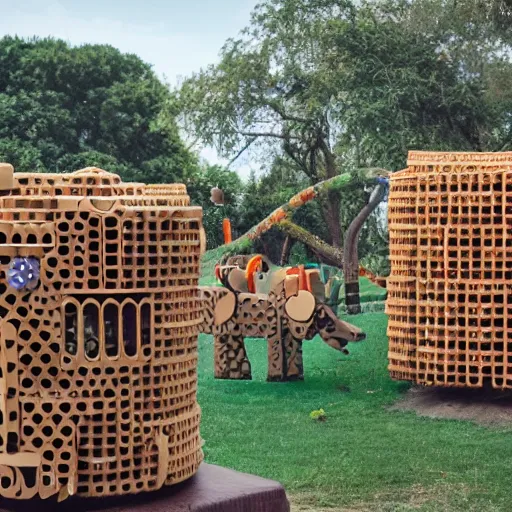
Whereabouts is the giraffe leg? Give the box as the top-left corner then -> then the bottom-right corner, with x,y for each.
266,324 -> 286,382
214,333 -> 252,380
284,331 -> 304,381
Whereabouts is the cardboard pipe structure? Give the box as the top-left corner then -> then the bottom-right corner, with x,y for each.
0,165 -> 203,500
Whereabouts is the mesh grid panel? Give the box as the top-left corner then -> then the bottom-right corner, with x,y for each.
0,167 -> 203,499
387,151 -> 512,388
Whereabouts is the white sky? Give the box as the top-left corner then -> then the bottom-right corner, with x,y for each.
0,0 -> 259,178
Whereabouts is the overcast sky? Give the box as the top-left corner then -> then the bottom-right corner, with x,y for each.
0,0 -> 259,177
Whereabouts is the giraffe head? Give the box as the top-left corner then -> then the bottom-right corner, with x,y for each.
312,303 -> 366,351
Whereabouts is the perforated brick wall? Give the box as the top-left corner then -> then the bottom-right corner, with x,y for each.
387,151 -> 512,388
0,167 -> 203,499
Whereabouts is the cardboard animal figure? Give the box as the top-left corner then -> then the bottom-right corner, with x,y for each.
0,164 -> 204,500
199,254 -> 366,381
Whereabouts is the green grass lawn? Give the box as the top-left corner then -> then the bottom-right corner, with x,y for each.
197,312 -> 512,511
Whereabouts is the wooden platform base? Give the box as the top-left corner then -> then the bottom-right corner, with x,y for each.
0,464 -> 290,512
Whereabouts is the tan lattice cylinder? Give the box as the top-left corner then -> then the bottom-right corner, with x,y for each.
387,151 -> 512,388
0,166 -> 203,499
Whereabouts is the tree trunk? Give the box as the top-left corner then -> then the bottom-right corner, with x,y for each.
343,183 -> 388,315
276,220 -> 343,267
324,191 -> 343,247
280,235 -> 293,265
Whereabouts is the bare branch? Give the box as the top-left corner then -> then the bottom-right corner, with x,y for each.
227,137 -> 257,166
237,130 -> 301,140
267,102 -> 312,124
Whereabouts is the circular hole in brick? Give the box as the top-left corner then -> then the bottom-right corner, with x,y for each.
61,451 -> 71,461
77,402 -> 86,412
92,368 -> 101,376
30,366 -> 42,377
32,437 -> 44,449
23,425 -> 34,437
58,464 -> 69,474
41,379 -> 52,389
17,307 -> 28,317
24,402 -> 35,413
21,378 -> 34,389
49,343 -> 60,353
5,294 -> 16,306
48,367 -> 59,377
28,319 -> 40,329
78,367 -> 88,377
73,256 -> 84,266
43,450 -> 54,461
41,403 -> 53,414
40,331 -> 51,342
59,403 -> 71,414
47,257 -> 58,268
42,426 -> 53,437
59,379 -> 71,390
59,269 -> 71,279
19,330 -> 31,341
41,353 -> 51,364
1,476 -> 12,489
52,438 -> 64,449
31,342 -> 42,353
58,223 -> 69,232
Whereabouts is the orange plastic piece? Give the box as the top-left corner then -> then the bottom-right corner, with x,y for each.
223,218 -> 232,244
245,255 -> 263,293
286,266 -> 308,292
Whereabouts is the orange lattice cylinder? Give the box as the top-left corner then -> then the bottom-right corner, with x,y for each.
0,165 -> 203,499
387,151 -> 512,389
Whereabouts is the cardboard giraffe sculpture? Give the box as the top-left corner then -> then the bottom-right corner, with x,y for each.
0,164 -> 204,500
199,254 -> 366,381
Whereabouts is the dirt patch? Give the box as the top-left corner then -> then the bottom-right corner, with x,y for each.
289,483 -> 475,511
389,385 -> 512,427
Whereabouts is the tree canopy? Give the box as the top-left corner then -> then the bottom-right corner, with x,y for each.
0,36 -> 198,183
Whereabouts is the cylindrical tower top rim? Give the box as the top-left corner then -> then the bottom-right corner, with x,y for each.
407,150 -> 512,166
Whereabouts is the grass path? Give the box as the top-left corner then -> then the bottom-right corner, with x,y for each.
197,312 -> 512,511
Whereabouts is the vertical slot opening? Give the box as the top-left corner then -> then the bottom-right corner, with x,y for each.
122,302 -> 137,357
141,303 -> 151,348
64,302 -> 78,355
104,303 -> 119,359
83,303 -> 99,360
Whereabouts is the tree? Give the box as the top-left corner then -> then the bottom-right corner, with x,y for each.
343,179 -> 389,314
180,0 -> 512,264
0,36 -> 197,183
179,0 -> 359,247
